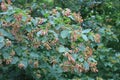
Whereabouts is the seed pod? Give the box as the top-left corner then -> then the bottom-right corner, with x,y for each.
38,18 -> 44,25
36,73 -> 41,78
6,39 -> 12,47
52,9 -> 57,14
10,50 -> 15,56
94,34 -> 101,43
29,59 -> 33,64
6,59 -> 12,64
84,46 -> 93,59
34,61 -> 39,68
18,63 -> 24,69
62,8 -> 71,16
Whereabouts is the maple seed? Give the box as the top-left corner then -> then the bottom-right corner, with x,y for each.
6,39 -> 12,47
18,63 -> 24,69
10,50 -> 16,56
6,59 -> 12,64
34,61 -> 39,68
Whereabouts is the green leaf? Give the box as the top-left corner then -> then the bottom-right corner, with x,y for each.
79,58 -> 84,62
0,29 -> 14,40
82,34 -> 88,41
11,57 -> 19,64
48,30 -> 58,38
68,15 -> 75,20
21,59 -> 28,68
30,52 -> 39,59
0,36 -> 4,42
3,53 -> 10,59
15,47 -> 22,56
58,45 -> 66,53
82,29 -> 91,33
88,57 -> 97,62
60,30 -> 69,38
0,36 -> 5,49
83,61 -> 89,70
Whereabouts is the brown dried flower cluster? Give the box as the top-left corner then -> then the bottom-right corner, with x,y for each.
50,38 -> 59,46
2,21 -> 12,27
88,61 -> 98,72
5,39 -> 12,47
61,46 -> 98,73
84,46 -> 93,59
11,23 -> 20,36
14,14 -> 22,22
74,64 -> 84,72
64,52 -> 75,63
94,33 -> 101,43
62,8 -> 71,16
27,28 -> 41,40
52,9 -> 57,14
38,18 -> 44,25
10,50 -> 16,56
34,61 -> 39,68
73,13 -> 83,23
33,41 -> 41,48
5,59 -> 12,64
71,30 -> 81,42
39,29 -> 48,36
18,63 -> 25,69
44,42 -> 51,50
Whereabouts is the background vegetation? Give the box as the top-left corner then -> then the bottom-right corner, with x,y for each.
0,0 -> 120,80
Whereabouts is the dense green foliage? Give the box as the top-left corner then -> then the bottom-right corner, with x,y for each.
0,0 -> 120,80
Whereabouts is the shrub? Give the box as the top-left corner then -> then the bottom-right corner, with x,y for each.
0,2 -> 101,80
0,0 -> 120,80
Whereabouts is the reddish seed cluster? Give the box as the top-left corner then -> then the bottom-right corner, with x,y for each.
5,39 -> 12,47
2,21 -> 10,27
50,38 -> 59,46
61,45 -> 98,73
18,63 -> 25,69
11,23 -> 21,36
64,52 -> 75,63
33,40 -> 41,48
14,14 -> 23,22
73,12 -> 83,23
43,42 -> 51,50
52,9 -> 57,14
74,64 -> 84,72
71,30 -> 81,42
0,6 -> 99,74
62,8 -> 71,16
84,46 -> 93,59
34,61 -> 39,68
39,29 -> 48,36
38,18 -> 44,25
94,34 -> 101,43
5,59 -> 12,65
10,50 -> 15,56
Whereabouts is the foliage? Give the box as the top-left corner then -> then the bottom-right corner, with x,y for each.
0,1 -> 101,80
54,0 -> 120,79
0,0 -> 120,80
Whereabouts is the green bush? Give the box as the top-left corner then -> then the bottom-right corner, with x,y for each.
0,2 -> 101,80
0,0 -> 120,80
